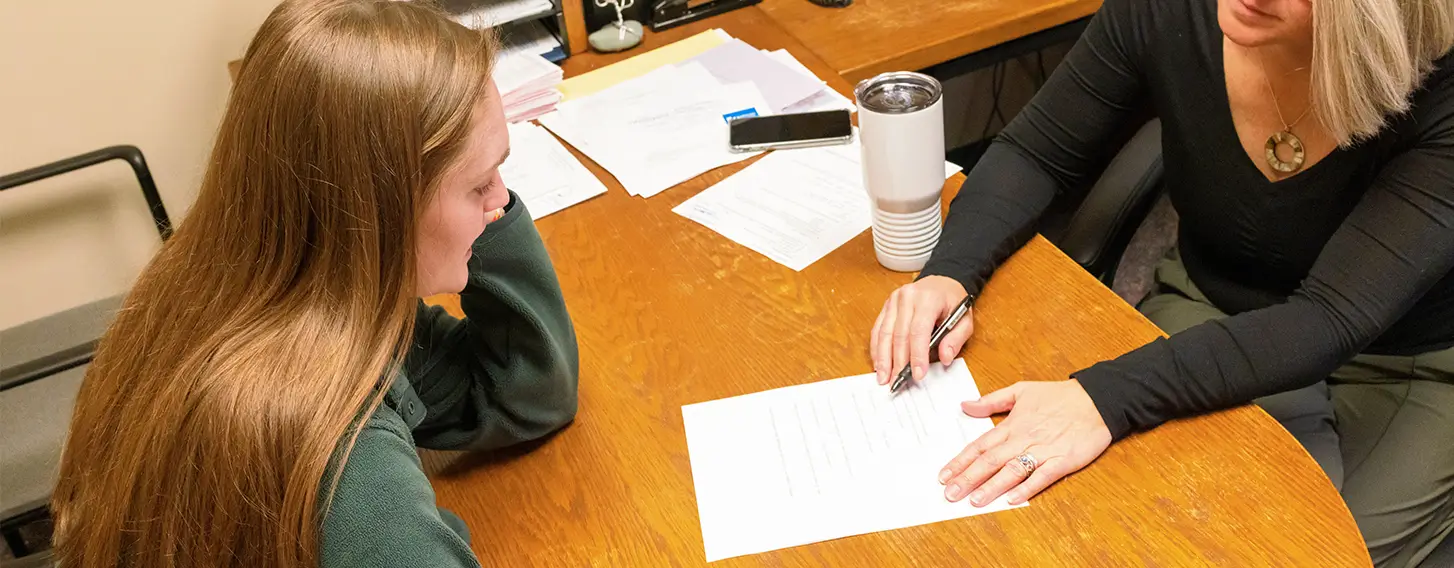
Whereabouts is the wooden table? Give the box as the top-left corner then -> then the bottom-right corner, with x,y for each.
759,0 -> 1101,84
422,8 -> 1369,566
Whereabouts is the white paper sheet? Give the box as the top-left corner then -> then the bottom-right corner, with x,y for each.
539,63 -> 769,198
683,359 -> 1023,562
762,49 -> 858,115
945,160 -> 964,178
682,39 -> 827,113
673,138 -> 961,271
501,122 -> 607,219
672,145 -> 869,271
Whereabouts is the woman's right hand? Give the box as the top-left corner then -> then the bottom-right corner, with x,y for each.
870,275 -> 975,385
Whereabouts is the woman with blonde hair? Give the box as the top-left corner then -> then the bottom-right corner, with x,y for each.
871,0 -> 1454,564
49,1 -> 578,566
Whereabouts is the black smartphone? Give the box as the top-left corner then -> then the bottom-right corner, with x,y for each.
727,110 -> 854,153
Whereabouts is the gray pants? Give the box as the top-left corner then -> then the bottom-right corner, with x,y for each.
1141,250 -> 1454,567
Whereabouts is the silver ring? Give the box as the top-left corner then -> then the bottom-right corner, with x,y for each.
1013,452 -> 1038,476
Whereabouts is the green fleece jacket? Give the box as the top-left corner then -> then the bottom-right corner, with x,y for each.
319,192 -> 579,568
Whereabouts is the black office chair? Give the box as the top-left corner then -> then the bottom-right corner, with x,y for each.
1045,118 -> 1166,288
0,146 -> 172,564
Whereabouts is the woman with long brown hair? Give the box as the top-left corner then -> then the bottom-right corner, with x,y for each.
49,1 -> 579,566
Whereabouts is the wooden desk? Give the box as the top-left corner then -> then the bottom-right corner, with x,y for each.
422,7 -> 1368,566
759,0 -> 1101,84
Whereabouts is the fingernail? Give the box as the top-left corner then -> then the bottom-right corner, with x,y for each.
945,482 -> 966,501
969,491 -> 985,506
1007,491 -> 1023,505
938,469 -> 952,484
913,365 -> 925,379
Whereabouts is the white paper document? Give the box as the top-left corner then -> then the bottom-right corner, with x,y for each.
683,39 -> 827,113
673,144 -> 869,271
945,159 -> 964,178
500,122 -> 607,219
673,138 -> 961,271
540,63 -> 769,198
683,360 -> 1022,562
762,49 -> 857,115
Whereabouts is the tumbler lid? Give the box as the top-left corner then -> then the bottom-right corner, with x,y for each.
855,72 -> 942,115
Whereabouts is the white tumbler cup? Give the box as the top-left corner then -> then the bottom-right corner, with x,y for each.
855,71 -> 945,272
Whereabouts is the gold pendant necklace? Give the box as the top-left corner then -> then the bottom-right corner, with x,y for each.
1255,53 -> 1312,174
1265,130 -> 1306,173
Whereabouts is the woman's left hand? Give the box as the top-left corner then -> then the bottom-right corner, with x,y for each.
939,379 -> 1113,506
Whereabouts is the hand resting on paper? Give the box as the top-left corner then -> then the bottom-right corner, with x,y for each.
938,379 -> 1112,506
869,275 -> 974,385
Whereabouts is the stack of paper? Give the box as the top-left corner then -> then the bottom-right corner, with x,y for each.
500,122 -> 607,219
673,137 -> 962,271
448,0 -> 554,30
539,62 -> 771,198
556,28 -> 851,112
493,52 -> 563,123
683,360 -> 1022,561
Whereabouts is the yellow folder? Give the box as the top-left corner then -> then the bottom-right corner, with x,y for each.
558,29 -> 731,101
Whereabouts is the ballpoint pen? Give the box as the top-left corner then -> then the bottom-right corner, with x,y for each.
889,294 -> 974,393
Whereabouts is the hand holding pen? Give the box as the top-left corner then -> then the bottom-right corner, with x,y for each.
870,275 -> 977,389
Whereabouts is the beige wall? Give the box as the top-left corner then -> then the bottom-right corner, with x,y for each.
0,0 -> 281,329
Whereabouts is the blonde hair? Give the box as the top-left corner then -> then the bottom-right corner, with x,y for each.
1314,0 -> 1454,145
50,1 -> 496,567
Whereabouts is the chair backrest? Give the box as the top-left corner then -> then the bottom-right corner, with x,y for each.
1053,119 -> 1165,284
0,146 -> 171,557
0,297 -> 122,519
1,145 -> 170,392
0,145 -> 172,241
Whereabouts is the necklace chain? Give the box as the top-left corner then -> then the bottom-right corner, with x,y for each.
1255,51 -> 1312,133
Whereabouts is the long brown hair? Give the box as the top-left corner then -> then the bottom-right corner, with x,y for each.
50,1 -> 496,566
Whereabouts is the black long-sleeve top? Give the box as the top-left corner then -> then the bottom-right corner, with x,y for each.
920,0 -> 1454,439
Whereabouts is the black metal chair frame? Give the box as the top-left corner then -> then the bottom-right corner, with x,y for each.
0,145 -> 172,559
